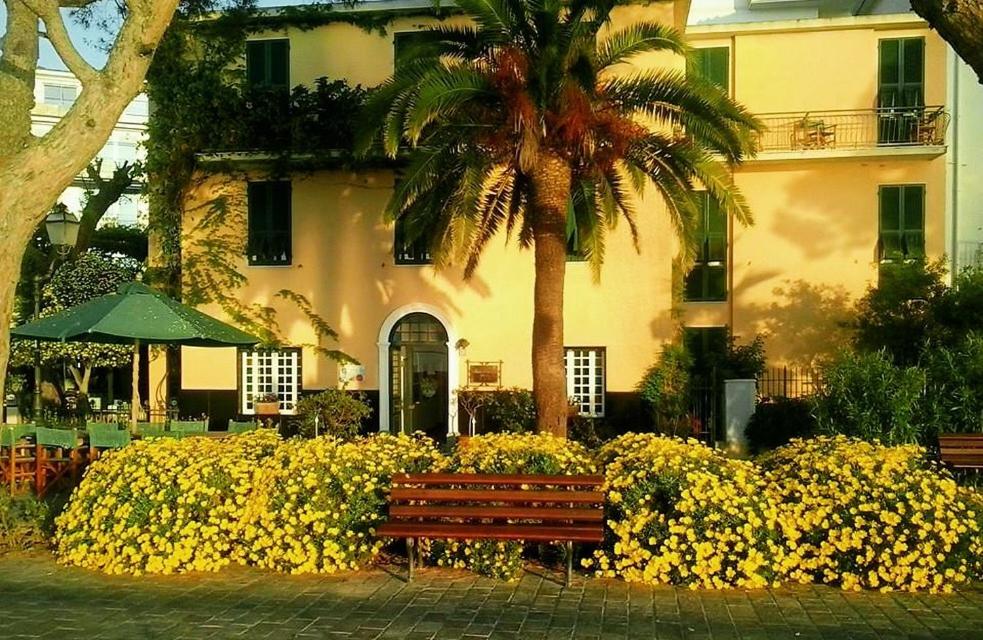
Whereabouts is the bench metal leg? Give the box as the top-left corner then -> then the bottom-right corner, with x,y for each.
565,541 -> 573,588
407,537 -> 415,583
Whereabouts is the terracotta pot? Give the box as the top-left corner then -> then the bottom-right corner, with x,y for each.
255,401 -> 280,416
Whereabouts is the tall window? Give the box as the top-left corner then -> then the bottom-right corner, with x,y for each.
878,38 -> 924,144
879,185 -> 925,264
684,192 -> 727,302
688,47 -> 729,93
565,347 -> 605,417
394,31 -> 430,73
43,83 -> 77,109
394,216 -> 433,265
247,181 -> 292,266
246,39 -> 290,89
239,348 -> 301,415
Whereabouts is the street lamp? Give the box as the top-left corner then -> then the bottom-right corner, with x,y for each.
44,207 -> 81,255
32,207 -> 82,417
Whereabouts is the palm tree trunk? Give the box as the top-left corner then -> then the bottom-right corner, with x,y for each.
529,153 -> 573,437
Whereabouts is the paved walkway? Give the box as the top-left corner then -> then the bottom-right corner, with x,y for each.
2,553 -> 983,640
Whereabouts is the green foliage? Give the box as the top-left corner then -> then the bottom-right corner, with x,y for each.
919,335 -> 983,438
814,350 -> 925,445
720,334 -> 767,379
855,259 -> 949,366
745,396 -> 817,454
0,489 -> 50,554
293,389 -> 373,440
481,388 -> 537,433
638,344 -> 692,436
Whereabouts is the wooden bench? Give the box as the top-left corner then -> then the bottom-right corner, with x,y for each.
377,473 -> 605,586
938,434 -> 983,469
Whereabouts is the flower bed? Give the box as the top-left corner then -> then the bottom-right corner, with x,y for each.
55,430 -> 281,575
236,433 -> 444,573
760,436 -> 981,592
586,433 -> 784,588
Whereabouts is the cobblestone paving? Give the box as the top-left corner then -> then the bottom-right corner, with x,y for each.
2,553 -> 983,640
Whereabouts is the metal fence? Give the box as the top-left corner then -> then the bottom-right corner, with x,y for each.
757,366 -> 822,400
755,107 -> 949,153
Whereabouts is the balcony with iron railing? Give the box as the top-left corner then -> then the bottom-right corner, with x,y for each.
752,106 -> 950,161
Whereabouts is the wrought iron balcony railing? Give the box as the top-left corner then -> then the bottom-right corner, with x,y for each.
754,106 -> 950,153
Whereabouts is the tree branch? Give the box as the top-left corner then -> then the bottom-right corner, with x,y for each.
19,0 -> 99,85
74,158 -> 141,253
910,0 -> 983,85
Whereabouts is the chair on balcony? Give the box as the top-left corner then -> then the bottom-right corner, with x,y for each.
916,108 -> 949,145
1,424 -> 36,494
791,115 -> 836,150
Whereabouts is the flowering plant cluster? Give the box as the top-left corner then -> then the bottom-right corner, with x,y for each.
236,433 -> 445,574
425,432 -> 595,580
760,436 -> 981,592
55,430 -> 281,575
55,431 -> 442,576
586,433 -> 784,589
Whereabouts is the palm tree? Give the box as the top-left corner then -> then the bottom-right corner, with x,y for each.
357,0 -> 762,437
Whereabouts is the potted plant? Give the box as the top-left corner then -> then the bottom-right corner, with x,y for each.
254,392 -> 280,416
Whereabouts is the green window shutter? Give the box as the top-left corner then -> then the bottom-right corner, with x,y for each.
247,181 -> 292,265
689,47 -> 729,92
879,185 -> 924,262
879,38 -> 923,109
684,192 -> 727,302
246,40 -> 290,88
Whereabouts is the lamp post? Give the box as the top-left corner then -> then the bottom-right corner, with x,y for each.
31,207 -> 81,419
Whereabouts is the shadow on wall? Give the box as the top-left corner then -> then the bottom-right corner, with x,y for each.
741,279 -> 855,368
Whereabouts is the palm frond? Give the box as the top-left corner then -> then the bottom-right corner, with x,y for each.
596,22 -> 688,69
404,66 -> 495,144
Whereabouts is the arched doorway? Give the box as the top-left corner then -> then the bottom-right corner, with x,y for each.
385,312 -> 449,440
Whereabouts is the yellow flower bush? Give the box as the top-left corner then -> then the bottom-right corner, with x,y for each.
586,433 -> 784,589
761,436 -> 981,593
237,433 -> 445,574
425,432 -> 595,580
55,430 -> 281,575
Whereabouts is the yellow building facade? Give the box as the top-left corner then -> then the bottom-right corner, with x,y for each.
176,0 -> 955,436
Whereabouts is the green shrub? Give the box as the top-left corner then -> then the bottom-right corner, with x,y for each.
481,388 -> 537,433
814,350 -> 924,445
919,335 -> 983,438
0,489 -> 49,553
293,389 -> 373,440
638,344 -> 692,436
745,397 -> 817,454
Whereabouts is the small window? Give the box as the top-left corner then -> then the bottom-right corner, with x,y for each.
394,216 -> 432,265
688,47 -> 729,93
239,348 -> 301,415
394,31 -> 431,73
246,39 -> 290,88
565,347 -> 605,417
879,184 -> 925,265
247,181 -> 292,266
43,83 -> 77,108
684,192 -> 727,302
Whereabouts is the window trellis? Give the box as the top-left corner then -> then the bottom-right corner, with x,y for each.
565,347 -> 605,417
239,348 -> 301,415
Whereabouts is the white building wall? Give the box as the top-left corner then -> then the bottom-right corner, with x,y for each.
947,53 -> 983,272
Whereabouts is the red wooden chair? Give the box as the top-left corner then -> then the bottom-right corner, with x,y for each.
34,427 -> 86,497
1,425 -> 37,494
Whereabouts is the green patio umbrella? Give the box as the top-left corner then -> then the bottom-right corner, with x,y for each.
11,282 -> 260,426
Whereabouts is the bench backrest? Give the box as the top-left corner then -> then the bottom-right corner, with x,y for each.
939,434 -> 983,468
387,473 -> 605,529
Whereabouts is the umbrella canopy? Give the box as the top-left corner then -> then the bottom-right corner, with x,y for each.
11,282 -> 259,346
11,281 -> 260,427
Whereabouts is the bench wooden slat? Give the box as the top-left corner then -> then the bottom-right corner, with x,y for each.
389,488 -> 604,504
393,473 -> 605,487
376,522 -> 604,543
388,505 -> 604,522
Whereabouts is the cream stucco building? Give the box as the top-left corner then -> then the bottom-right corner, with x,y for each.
169,0 -> 980,438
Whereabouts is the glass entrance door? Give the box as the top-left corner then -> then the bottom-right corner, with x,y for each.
388,313 -> 448,440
